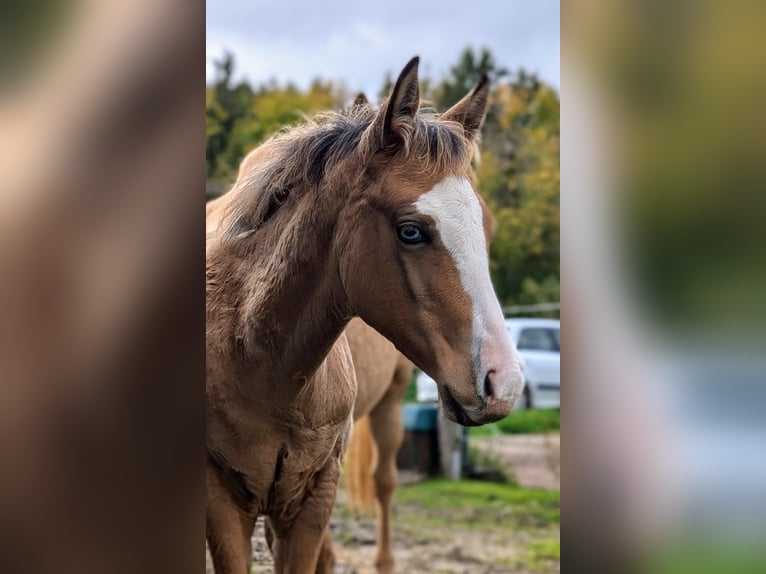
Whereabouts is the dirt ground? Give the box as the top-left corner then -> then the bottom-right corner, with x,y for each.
205,433 -> 560,574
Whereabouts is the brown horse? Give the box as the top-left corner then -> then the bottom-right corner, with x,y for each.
206,57 -> 522,574
338,94 -> 499,574
338,192 -> 498,574
343,319 -> 413,573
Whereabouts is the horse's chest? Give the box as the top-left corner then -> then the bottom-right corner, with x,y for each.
291,375 -> 355,428
207,333 -> 357,517
291,338 -> 357,428
245,415 -> 351,518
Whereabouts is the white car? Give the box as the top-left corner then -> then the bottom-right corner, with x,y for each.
416,318 -> 561,409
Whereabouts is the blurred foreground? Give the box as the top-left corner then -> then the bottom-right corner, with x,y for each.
565,1 -> 766,571
0,2 -> 204,572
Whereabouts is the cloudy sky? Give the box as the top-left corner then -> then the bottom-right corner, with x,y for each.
206,0 -> 559,97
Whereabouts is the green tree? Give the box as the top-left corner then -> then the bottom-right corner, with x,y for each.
206,52 -> 254,178
434,47 -> 508,110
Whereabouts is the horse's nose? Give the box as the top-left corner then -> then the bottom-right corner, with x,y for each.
482,360 -> 524,406
483,369 -> 498,399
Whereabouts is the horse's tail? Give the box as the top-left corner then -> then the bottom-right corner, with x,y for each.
345,415 -> 377,514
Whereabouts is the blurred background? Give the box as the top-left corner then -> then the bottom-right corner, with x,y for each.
564,1 -> 766,573
1,1 -> 204,572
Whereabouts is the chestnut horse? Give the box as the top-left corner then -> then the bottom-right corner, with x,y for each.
343,319 -> 412,573
338,92 -> 500,574
338,191 -> 497,574
206,57 -> 522,574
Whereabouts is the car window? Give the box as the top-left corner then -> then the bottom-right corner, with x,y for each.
517,328 -> 558,352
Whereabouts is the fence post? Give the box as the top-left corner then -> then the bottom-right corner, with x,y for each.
437,405 -> 465,480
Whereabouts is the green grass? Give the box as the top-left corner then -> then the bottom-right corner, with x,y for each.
648,542 -> 766,574
496,539 -> 560,572
334,479 -> 559,571
468,408 -> 560,437
526,539 -> 561,566
395,479 -> 560,526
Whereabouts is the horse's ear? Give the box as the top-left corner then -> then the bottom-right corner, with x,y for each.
353,92 -> 369,108
363,56 -> 420,153
441,73 -> 490,141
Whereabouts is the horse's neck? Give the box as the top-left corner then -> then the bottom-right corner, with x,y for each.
239,194 -> 351,382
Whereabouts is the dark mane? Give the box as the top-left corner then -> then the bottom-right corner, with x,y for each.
221,104 -> 472,236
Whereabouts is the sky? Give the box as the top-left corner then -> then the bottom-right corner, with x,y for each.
206,0 -> 560,97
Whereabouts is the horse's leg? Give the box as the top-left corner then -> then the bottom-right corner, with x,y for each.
270,518 -> 334,574
268,517 -> 334,574
271,460 -> 340,574
368,361 -> 410,574
206,468 -> 256,574
314,526 -> 336,574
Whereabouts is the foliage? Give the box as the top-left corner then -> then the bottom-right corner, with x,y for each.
206,53 -> 345,179
479,77 -> 560,308
432,46 -> 508,111
469,408 -> 560,437
402,375 -> 418,403
206,48 -> 559,308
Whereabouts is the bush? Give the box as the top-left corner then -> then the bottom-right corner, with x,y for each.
469,408 -> 560,436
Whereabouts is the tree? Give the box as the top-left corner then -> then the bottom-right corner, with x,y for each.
206,52 -> 254,178
477,72 -> 560,308
434,47 -> 508,110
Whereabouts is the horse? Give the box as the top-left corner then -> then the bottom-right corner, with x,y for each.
338,187 -> 498,574
205,56 -> 523,574
338,92 -> 501,574
343,318 -> 413,573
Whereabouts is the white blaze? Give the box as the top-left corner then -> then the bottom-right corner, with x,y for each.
415,176 -> 519,401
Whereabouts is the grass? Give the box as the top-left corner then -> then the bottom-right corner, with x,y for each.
469,408 -> 560,437
648,542 -> 766,574
333,479 -> 559,572
395,479 -> 560,526
495,539 -> 560,572
526,539 -> 561,567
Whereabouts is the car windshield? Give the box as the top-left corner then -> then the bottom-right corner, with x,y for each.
517,327 -> 560,352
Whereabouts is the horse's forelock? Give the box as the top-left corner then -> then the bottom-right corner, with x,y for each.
220,107 -> 472,237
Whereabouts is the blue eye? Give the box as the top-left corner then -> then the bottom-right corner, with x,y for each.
396,222 -> 426,244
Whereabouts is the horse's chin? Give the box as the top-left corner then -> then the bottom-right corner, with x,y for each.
439,384 -> 514,426
438,385 -> 482,427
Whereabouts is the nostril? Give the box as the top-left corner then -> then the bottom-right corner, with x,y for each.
483,370 -> 496,398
